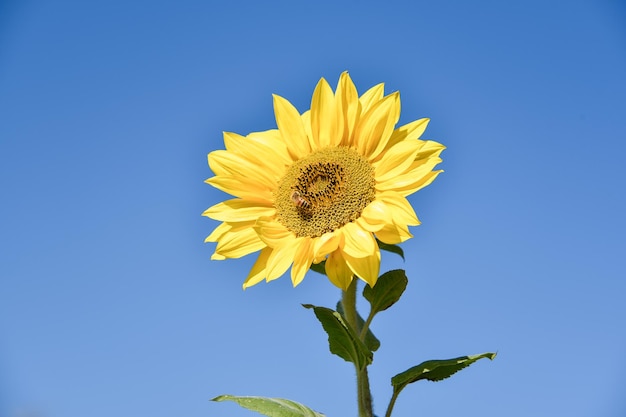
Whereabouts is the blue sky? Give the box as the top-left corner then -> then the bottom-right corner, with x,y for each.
1,1 -> 625,416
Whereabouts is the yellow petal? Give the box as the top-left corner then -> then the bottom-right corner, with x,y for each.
205,221 -> 258,242
273,94 -> 311,160
335,71 -> 359,146
381,118 -> 430,154
243,247 -> 272,289
359,83 -> 385,113
376,158 -> 443,197
213,227 -> 266,259
343,248 -> 380,287
205,176 -> 273,203
248,130 -> 293,165
333,88 -> 345,148
415,140 -> 446,161
325,250 -> 354,290
375,222 -> 413,244
399,118 -> 430,140
266,237 -> 300,281
208,150 -> 278,189
378,191 -> 420,226
354,92 -> 400,160
356,200 -> 391,232
254,218 -> 294,248
387,170 -> 443,197
373,139 -> 423,183
222,131 -> 246,151
202,199 -> 275,222
291,238 -> 314,287
312,231 -> 341,258
223,130 -> 292,171
341,222 -> 376,258
204,222 -> 231,242
298,110 -> 314,151
206,150 -> 234,176
310,77 -> 338,149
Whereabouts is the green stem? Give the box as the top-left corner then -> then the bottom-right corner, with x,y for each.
359,310 -> 375,341
384,390 -> 400,417
342,278 -> 373,417
341,278 -> 358,334
359,367 -> 373,417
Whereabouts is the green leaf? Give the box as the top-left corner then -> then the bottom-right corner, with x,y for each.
363,269 -> 408,315
336,301 -> 380,352
212,395 -> 325,417
376,239 -> 404,260
391,352 -> 497,395
302,304 -> 373,370
309,261 -> 326,276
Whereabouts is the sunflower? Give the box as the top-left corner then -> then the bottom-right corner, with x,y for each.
203,72 -> 445,290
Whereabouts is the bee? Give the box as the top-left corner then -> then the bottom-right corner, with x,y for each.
290,190 -> 310,210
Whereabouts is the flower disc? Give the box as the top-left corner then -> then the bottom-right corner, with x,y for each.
275,147 -> 375,238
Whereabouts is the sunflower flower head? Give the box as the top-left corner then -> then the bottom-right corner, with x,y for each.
203,72 -> 445,290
